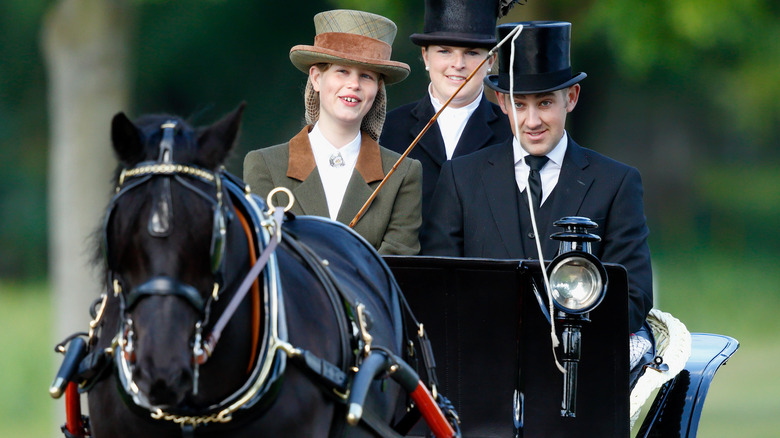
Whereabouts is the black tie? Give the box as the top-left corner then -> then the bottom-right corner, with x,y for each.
525,155 -> 549,210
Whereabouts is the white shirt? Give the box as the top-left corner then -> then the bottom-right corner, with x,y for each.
308,123 -> 361,220
513,131 -> 568,206
429,84 -> 482,160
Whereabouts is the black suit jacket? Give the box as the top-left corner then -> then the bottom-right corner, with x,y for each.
421,136 -> 653,332
380,93 -> 512,219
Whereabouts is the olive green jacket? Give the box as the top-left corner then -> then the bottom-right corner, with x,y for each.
243,126 -> 422,255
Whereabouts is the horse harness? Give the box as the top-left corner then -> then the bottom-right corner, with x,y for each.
52,121 -> 458,437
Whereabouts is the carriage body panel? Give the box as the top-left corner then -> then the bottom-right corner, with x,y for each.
636,333 -> 739,438
384,255 -> 736,438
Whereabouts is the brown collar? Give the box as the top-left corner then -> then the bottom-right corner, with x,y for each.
287,125 -> 385,183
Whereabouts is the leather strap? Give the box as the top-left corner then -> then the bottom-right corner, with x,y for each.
234,205 -> 262,373
205,207 -> 284,355
360,407 -> 405,438
125,276 -> 205,314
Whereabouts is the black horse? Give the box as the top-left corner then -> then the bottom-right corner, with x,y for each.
67,105 -> 441,437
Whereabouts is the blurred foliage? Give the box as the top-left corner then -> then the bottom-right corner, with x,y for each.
1,0 -> 779,279
692,165 -> 780,255
581,0 -> 780,147
0,1 -> 50,278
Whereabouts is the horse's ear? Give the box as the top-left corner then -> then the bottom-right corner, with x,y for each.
111,112 -> 144,166
197,102 -> 246,169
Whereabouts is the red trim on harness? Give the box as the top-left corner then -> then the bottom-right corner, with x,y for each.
65,382 -> 86,437
410,382 -> 456,438
235,206 -> 262,374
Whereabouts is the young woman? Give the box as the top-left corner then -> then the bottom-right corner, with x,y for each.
244,9 -> 422,255
380,0 -> 519,220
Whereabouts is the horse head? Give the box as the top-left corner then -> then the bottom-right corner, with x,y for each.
105,104 -> 246,408
86,103 -> 441,437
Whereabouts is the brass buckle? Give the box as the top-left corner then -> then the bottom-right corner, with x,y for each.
356,303 -> 373,358
266,187 -> 295,214
88,293 -> 109,345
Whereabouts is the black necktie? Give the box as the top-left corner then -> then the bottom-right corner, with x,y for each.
525,155 -> 549,210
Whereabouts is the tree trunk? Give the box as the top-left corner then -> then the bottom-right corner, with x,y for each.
42,0 -> 132,344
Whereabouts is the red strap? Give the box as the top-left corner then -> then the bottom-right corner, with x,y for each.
410,382 -> 456,438
65,382 -> 85,437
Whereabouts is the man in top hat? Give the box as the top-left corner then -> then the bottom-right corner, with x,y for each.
379,0 -> 520,221
421,21 -> 653,333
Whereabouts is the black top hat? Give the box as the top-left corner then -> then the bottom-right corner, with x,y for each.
410,0 -> 516,48
484,21 -> 587,94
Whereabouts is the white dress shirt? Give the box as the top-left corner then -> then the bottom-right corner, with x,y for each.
429,84 -> 482,160
512,131 -> 568,206
308,123 -> 361,220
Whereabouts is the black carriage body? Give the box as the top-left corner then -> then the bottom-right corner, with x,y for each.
384,256 -> 630,438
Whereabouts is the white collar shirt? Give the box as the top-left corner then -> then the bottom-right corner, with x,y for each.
512,131 -> 568,206
428,84 -> 482,160
308,123 -> 361,220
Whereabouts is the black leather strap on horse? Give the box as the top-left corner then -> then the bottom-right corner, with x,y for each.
233,202 -> 263,373
287,349 -> 409,438
291,349 -> 349,391
360,408 -> 406,438
202,206 -> 284,357
279,227 -> 353,372
125,277 -> 206,314
75,349 -> 112,393
279,221 -> 417,438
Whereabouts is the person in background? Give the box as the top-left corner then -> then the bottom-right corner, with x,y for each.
421,21 -> 653,335
244,9 -> 422,255
380,0 -> 521,221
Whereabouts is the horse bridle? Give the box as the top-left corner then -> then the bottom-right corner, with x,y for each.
104,121 -> 227,366
103,120 -> 290,424
105,121 -> 228,282
98,121 -> 459,436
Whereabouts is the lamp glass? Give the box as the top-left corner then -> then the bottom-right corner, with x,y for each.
550,256 -> 603,312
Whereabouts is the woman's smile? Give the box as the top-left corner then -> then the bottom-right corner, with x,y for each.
423,45 -> 493,108
339,95 -> 361,105
311,64 -> 379,132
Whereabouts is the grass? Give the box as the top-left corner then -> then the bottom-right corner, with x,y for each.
694,339 -> 780,437
647,251 -> 780,438
0,281 -> 56,438
2,251 -> 779,437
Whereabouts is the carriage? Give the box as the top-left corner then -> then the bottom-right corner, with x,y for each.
384,254 -> 739,437
50,108 -> 738,438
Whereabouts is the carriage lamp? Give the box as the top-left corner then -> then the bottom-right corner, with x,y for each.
547,216 -> 607,418
549,251 -> 606,314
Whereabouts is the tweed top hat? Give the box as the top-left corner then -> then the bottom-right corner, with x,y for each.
484,21 -> 587,94
410,0 -> 521,48
289,9 -> 410,84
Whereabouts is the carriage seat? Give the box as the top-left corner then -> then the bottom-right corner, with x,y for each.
629,309 -> 692,428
